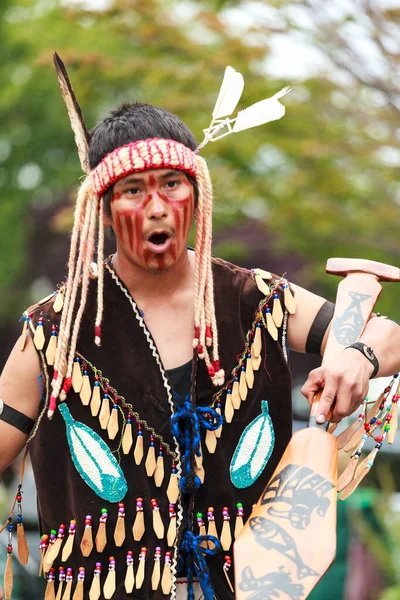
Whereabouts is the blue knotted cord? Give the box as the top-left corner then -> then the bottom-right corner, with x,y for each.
170,395 -> 222,494
179,530 -> 221,600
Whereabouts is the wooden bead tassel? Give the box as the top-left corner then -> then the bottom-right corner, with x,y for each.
239,367 -> 248,401
98,392 -> 111,430
90,380 -> 101,417
265,307 -> 278,341
88,563 -> 101,600
135,548 -> 147,590
154,445 -> 165,487
72,567 -> 85,600
114,503 -> 126,546
55,567 -> 66,600
16,488 -> 29,565
103,557 -> 116,600
124,551 -> 135,593
224,390 -> 234,424
45,325 -> 58,366
95,509 -> 108,553
234,503 -> 244,539
72,357 -> 83,393
80,515 -> 93,557
43,529 -> 58,574
44,523 -> 66,572
33,317 -> 46,350
132,498 -> 145,541
145,435 -> 157,476
166,463 -> 179,503
79,364 -> 92,405
245,353 -> 254,389
134,424 -> 144,465
61,520 -> 76,563
45,568 -> 56,600
61,568 -> 73,600
231,376 -> 241,410
107,402 -> 119,440
151,547 -> 162,591
272,292 -> 284,327
122,413 -> 133,454
39,534 -> 49,576
221,506 -> 232,551
223,556 -> 234,594
151,498 -> 164,539
167,504 -> 177,547
207,507 -> 218,550
283,282 -> 296,314
161,551 -> 172,595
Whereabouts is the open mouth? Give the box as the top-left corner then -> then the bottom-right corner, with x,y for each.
146,231 -> 172,253
148,232 -> 169,246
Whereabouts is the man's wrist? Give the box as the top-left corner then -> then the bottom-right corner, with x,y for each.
345,342 -> 379,379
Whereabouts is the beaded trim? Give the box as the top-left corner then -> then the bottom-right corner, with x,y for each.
106,261 -> 182,600
74,351 -> 178,461
212,276 -> 286,406
91,138 -> 198,197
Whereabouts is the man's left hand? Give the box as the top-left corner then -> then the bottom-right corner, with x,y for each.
301,348 -> 374,424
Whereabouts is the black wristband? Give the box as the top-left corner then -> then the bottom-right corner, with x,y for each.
0,399 -> 35,436
306,300 -> 335,355
345,342 -> 379,379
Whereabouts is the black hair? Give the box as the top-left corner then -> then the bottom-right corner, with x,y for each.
89,102 -> 198,216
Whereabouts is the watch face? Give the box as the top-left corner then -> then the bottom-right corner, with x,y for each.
365,346 -> 375,360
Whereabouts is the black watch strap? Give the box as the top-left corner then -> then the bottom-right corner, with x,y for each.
345,342 -> 379,379
0,399 -> 35,436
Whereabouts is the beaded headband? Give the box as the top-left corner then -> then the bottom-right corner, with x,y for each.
91,138 -> 198,197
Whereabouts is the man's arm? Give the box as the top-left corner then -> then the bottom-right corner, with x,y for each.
287,283 -> 400,423
0,334 -> 42,473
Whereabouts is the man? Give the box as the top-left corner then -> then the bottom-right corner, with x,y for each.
0,69 -> 399,600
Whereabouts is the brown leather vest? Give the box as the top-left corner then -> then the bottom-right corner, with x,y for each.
28,257 -> 292,599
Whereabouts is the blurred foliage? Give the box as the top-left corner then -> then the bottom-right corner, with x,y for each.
1,0 -> 400,321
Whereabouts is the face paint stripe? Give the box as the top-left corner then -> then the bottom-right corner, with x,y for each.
125,214 -> 134,251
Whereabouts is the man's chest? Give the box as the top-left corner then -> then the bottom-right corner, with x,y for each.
141,301 -> 194,370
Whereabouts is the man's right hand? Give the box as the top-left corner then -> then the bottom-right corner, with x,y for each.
0,583 -> 4,599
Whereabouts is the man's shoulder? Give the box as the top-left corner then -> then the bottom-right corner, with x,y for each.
212,256 -> 281,286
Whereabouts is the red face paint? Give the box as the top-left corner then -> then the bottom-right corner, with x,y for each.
111,169 -> 194,271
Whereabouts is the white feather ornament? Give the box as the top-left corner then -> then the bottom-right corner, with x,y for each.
233,87 -> 290,133
230,400 -> 275,488
212,66 -> 244,120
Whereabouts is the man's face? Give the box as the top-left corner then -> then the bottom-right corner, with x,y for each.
106,168 -> 195,272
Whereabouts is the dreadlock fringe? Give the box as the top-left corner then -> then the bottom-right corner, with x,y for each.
49,178 -> 99,416
194,157 -> 224,386
95,201 -> 105,346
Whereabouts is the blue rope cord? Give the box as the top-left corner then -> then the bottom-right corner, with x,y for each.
170,395 -> 222,494
179,530 -> 221,600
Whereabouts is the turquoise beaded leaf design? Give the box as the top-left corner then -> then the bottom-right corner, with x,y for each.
230,400 -> 275,489
59,403 -> 128,502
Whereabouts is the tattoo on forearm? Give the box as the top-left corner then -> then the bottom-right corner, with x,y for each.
260,464 -> 334,530
249,515 -> 318,579
239,565 -> 305,600
332,291 -> 371,345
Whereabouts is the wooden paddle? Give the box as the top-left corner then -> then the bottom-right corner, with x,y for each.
234,257 -> 400,600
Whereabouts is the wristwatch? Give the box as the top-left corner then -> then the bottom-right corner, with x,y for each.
345,342 -> 379,379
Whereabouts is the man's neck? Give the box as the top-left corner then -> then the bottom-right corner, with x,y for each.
111,248 -> 194,301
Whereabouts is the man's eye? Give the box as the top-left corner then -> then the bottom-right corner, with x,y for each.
166,181 -> 179,188
127,187 -> 141,195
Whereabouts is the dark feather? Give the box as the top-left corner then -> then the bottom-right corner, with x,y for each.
53,52 -> 91,174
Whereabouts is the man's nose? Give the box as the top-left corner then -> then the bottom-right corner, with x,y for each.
147,191 -> 168,219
